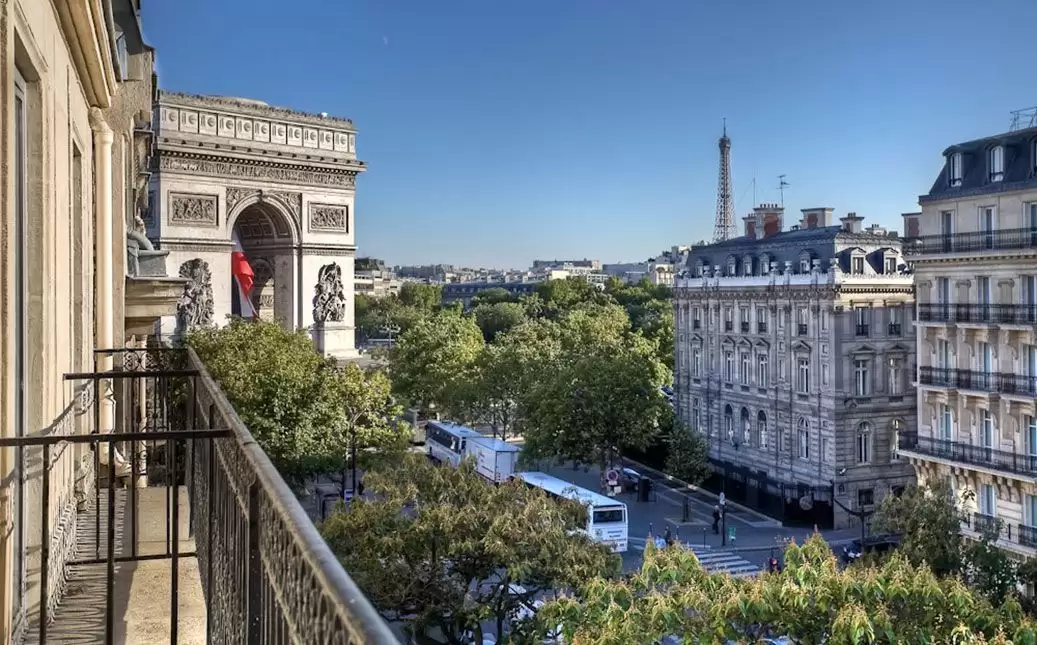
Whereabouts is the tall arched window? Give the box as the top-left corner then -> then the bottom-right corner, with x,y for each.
724,405 -> 734,440
891,419 -> 904,461
741,407 -> 751,445
857,422 -> 872,464
797,418 -> 810,459
757,410 -> 767,449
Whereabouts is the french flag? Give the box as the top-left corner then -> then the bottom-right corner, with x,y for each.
231,232 -> 258,320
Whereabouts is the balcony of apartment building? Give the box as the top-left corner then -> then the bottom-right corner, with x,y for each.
903,227 -> 1037,258
6,345 -> 398,645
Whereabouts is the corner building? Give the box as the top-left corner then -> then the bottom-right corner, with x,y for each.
900,123 -> 1037,558
674,204 -> 917,529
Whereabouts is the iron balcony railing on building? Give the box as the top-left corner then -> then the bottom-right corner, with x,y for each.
917,303 -> 1037,326
693,320 -> 701,330
3,345 -> 398,645
903,227 -> 1037,256
724,321 -> 734,332
1019,524 -> 1037,549
972,513 -> 999,534
757,322 -> 767,334
740,322 -> 750,333
888,323 -> 902,336
855,324 -> 869,337
897,430 -> 1037,478
796,323 -> 808,336
918,366 -> 1037,397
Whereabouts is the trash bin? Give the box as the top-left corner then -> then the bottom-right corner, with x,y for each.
638,477 -> 652,502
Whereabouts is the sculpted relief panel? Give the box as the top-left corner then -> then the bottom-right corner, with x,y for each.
176,259 -> 215,331
169,193 -> 218,227
308,204 -> 348,232
159,155 -> 356,189
312,263 -> 347,323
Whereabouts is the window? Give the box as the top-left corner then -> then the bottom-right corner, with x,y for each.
742,255 -> 753,276
740,408 -> 751,445
854,359 -> 870,396
757,307 -> 768,333
939,404 -> 953,440
692,307 -> 701,330
855,307 -> 870,336
888,357 -> 903,394
797,357 -> 810,393
724,351 -> 734,382
724,405 -> 734,440
797,419 -> 810,460
692,398 -> 700,432
948,152 -> 963,187
937,276 -> 951,304
1026,345 -> 1037,378
884,256 -> 897,274
724,308 -> 733,332
979,484 -> 996,517
857,422 -> 872,463
740,307 -> 750,333
981,410 -> 995,450
756,353 -> 769,388
888,307 -> 902,336
978,342 -> 993,374
1026,494 -> 1037,529
727,257 -> 737,276
1026,416 -> 1037,460
858,488 -> 875,508
115,27 -> 129,80
851,256 -> 865,274
891,419 -> 904,461
937,339 -> 951,369
757,411 -> 768,449
977,275 -> 991,307
989,145 -> 1005,182
740,351 -> 751,385
1024,276 -> 1037,323
797,308 -> 808,336
799,254 -> 810,273
981,207 -> 996,249
692,348 -> 702,376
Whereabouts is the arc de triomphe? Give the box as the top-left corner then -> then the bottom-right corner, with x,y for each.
148,91 -> 363,358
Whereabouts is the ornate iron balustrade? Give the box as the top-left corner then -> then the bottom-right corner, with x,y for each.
972,513 -> 999,534
918,366 -> 1037,397
855,324 -> 870,337
4,345 -> 399,645
1019,524 -> 1037,549
887,323 -> 902,336
917,303 -> 1037,325
897,431 -> 1037,478
903,227 -> 1037,256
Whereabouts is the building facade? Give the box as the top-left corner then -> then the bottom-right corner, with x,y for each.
674,204 -> 917,529
149,92 -> 364,358
899,124 -> 1037,558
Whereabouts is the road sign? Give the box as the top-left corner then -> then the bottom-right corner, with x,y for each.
727,526 -> 737,543
605,469 -> 620,483
719,491 -> 726,506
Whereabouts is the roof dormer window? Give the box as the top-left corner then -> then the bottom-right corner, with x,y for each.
989,145 -> 1005,183
727,256 -> 738,276
742,255 -> 753,276
948,152 -> 963,187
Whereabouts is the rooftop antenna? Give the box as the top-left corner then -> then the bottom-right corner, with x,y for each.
1010,106 -> 1037,131
777,175 -> 790,208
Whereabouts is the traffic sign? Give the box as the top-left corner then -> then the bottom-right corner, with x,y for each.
605,469 -> 620,483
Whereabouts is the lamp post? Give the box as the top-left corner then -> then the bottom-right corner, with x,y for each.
350,424 -> 358,497
720,492 -> 728,547
381,321 -> 401,349
833,493 -> 873,549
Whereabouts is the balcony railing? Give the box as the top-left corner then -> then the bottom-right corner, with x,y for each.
917,303 -> 1037,326
888,323 -> 902,336
693,320 -> 701,330
1019,524 -> 1037,548
855,324 -> 870,337
3,345 -> 399,644
918,366 -> 1037,397
897,430 -> 1037,478
724,321 -> 734,332
797,323 -> 808,336
740,322 -> 750,333
757,322 -> 768,334
973,513 -> 999,533
903,227 -> 1037,256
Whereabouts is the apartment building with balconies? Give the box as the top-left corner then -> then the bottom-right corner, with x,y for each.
900,121 -> 1037,558
674,204 -> 916,529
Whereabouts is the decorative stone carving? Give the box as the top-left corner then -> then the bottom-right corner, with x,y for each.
159,155 -> 357,188
225,188 -> 302,229
225,187 -> 253,214
309,204 -> 348,232
176,259 -> 215,331
169,193 -> 218,226
312,262 -> 347,323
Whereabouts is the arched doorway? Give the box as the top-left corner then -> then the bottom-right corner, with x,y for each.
231,202 -> 297,327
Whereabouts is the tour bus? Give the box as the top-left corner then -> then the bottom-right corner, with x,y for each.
514,472 -> 629,553
426,420 -> 484,468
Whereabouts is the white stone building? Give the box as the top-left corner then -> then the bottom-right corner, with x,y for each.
674,204 -> 917,529
900,124 -> 1037,558
149,92 -> 364,358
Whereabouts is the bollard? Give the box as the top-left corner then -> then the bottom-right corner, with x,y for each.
702,527 -> 707,547
682,497 -> 689,523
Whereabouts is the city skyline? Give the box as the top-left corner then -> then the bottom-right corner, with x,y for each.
142,0 -> 1037,267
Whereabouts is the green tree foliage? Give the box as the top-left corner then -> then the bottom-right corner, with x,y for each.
389,309 -> 485,412
471,287 -> 518,307
606,278 -> 675,366
320,455 -> 620,643
535,533 -> 1036,644
663,421 -> 711,488
399,281 -> 444,312
536,277 -> 608,318
963,520 -> 1021,603
872,480 -> 967,576
473,301 -> 527,343
188,320 -> 406,486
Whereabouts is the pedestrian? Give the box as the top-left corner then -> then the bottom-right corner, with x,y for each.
712,505 -> 721,534
358,480 -> 365,497
664,526 -> 673,546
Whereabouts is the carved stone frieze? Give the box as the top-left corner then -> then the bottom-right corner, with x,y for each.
158,154 -> 357,189
169,193 -> 218,227
308,203 -> 348,232
225,187 -> 302,230
176,259 -> 215,331
312,262 -> 347,323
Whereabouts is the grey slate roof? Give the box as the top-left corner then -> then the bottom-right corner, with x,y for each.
921,125 -> 1037,203
682,225 -> 905,277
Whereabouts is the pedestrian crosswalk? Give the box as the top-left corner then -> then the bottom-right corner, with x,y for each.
629,539 -> 761,578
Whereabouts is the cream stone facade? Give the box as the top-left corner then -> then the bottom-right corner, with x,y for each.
674,205 -> 917,529
900,124 -> 1037,558
150,92 -> 364,358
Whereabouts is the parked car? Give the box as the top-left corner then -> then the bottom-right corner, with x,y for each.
841,534 -> 901,564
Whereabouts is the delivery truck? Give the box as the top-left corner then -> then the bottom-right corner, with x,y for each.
465,435 -> 520,483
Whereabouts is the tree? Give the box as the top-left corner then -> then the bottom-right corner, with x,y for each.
389,309 -> 485,412
521,340 -> 671,470
473,301 -> 527,343
320,455 -> 620,643
963,519 -> 1021,604
399,282 -> 443,312
188,320 -> 406,487
663,420 -> 711,488
471,287 -> 517,308
871,480 -> 968,577
536,277 -> 606,318
535,533 -> 1036,644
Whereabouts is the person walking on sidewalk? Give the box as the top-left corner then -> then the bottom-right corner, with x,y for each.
712,504 -> 721,534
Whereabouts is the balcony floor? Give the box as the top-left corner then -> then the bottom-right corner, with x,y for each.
23,487 -> 206,645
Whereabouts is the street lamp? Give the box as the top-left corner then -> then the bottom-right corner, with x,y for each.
720,491 -> 728,547
381,322 -> 401,349
832,487 -> 873,549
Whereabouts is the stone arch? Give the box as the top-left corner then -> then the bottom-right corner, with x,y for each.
230,199 -> 299,327
226,192 -> 301,246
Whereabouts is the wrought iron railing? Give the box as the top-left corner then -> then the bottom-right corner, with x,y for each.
855,324 -> 869,337
917,303 -> 1037,325
903,227 -> 1037,256
918,366 -> 1037,397
1019,524 -> 1037,548
887,323 -> 902,336
4,345 -> 398,645
797,323 -> 808,336
897,431 -> 1037,478
972,513 -> 999,534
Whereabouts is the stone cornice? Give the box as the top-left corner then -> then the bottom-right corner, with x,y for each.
155,143 -> 365,174
154,150 -> 360,189
156,238 -> 356,257
158,91 -> 357,131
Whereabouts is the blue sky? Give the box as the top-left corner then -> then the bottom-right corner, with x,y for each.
142,0 -> 1037,269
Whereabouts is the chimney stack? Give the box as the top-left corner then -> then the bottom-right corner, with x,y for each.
901,212 -> 921,238
800,207 -> 834,229
743,213 -> 757,238
753,203 -> 785,239
840,212 -> 864,233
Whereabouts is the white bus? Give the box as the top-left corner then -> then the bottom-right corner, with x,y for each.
426,420 -> 484,468
514,472 -> 629,553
